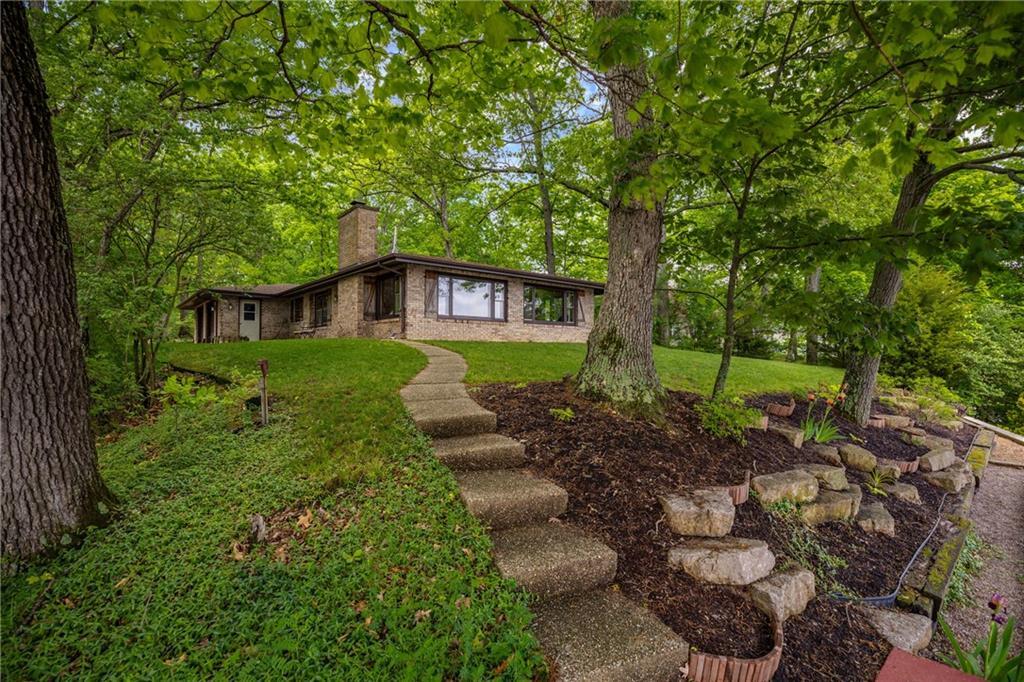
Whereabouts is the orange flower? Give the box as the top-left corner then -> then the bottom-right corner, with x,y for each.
826,398 -> 835,406
807,392 -> 816,401
837,392 -> 847,401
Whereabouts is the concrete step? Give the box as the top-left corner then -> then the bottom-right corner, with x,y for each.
432,433 -> 525,471
400,382 -> 468,402
455,469 -> 567,529
491,522 -> 617,599
532,588 -> 689,682
406,398 -> 495,438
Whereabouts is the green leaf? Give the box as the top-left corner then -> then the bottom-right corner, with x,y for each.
482,12 -> 514,49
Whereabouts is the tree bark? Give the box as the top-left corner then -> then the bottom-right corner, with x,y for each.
2,2 -> 114,560
526,92 -> 557,274
711,237 -> 741,398
576,0 -> 665,412
842,156 -> 934,424
805,265 -> 821,364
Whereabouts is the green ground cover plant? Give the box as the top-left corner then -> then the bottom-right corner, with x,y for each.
2,340 -> 543,680
431,342 -> 843,396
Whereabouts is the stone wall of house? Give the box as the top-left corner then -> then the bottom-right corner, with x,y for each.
216,296 -> 240,341
401,264 -> 594,343
260,298 -> 293,340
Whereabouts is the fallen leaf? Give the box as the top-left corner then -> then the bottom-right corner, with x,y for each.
354,600 -> 367,613
364,616 -> 372,627
163,653 -> 187,666
414,609 -> 431,623
493,655 -> 512,676
114,577 -> 130,589
231,542 -> 247,561
274,545 -> 288,563
62,597 -> 76,609
297,508 -> 313,530
455,596 -> 471,609
462,547 -> 474,560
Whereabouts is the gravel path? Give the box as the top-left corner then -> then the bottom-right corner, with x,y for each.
928,463 -> 1024,658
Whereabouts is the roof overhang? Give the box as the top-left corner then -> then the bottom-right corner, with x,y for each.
177,288 -> 287,310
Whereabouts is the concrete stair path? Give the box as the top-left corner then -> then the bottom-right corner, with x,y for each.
398,340 -> 688,680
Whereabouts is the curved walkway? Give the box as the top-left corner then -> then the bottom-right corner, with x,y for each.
398,340 -> 689,681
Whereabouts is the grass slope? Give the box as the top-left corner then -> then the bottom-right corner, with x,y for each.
431,341 -> 843,396
2,339 -> 543,680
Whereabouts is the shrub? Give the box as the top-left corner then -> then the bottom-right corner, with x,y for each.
549,406 -> 575,422
695,397 -> 761,444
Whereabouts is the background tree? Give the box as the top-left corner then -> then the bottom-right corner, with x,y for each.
2,1 -> 114,560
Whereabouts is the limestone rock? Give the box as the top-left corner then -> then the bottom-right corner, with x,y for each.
668,537 -> 775,586
808,443 -> 842,466
768,424 -> 804,448
883,482 -> 921,504
919,448 -> 956,473
750,568 -> 816,623
898,426 -> 927,446
924,461 -> 973,493
922,434 -> 955,452
659,489 -> 735,537
800,486 -> 861,525
879,414 -> 913,429
751,470 -> 819,504
856,607 -> 933,654
839,444 -> 877,472
856,502 -> 895,536
796,463 -> 849,491
875,458 -> 902,480
975,430 -> 995,448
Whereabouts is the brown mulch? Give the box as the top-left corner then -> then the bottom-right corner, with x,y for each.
474,381 -> 974,678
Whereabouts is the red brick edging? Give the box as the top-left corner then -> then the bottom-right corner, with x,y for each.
895,457 -> 919,474
687,617 -> 783,681
765,400 -> 796,417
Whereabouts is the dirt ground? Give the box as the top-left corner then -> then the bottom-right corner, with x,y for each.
927,463 -> 1024,659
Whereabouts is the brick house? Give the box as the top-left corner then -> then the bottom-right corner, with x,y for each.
178,203 -> 604,343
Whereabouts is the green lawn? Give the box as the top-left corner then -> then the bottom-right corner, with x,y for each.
430,341 -> 844,396
2,339 -> 543,680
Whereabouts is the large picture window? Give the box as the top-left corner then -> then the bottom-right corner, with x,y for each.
524,285 -> 576,325
376,275 -> 401,319
436,274 -> 506,321
312,291 -> 331,327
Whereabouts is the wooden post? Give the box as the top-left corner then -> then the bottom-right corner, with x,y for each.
257,359 -> 269,426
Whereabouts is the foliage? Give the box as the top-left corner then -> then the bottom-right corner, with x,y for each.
763,500 -> 852,597
548,407 -> 575,422
431,342 -> 843,397
694,397 -> 761,444
862,469 -> 898,497
2,341 -> 544,679
946,530 -> 986,608
940,596 -> 1022,682
800,387 -> 846,444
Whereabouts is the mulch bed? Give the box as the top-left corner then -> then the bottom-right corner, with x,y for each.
473,381 -> 975,678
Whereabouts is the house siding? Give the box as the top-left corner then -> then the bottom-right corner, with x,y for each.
401,264 -> 593,343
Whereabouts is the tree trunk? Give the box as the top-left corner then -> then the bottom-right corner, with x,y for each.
1,2 -> 114,561
786,327 -> 798,362
711,239 -> 741,398
526,92 -> 557,275
842,157 -> 934,424
805,265 -> 821,364
576,0 -> 665,412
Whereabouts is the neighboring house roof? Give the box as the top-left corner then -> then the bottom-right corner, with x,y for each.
179,252 -> 605,309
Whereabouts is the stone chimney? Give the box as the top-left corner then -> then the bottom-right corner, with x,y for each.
338,201 -> 379,269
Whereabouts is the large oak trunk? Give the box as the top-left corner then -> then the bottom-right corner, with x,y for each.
576,0 -> 665,411
2,3 -> 113,560
842,157 -> 933,424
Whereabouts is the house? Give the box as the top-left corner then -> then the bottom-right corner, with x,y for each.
178,202 -> 604,343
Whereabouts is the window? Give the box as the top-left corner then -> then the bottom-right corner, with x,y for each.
376,275 -> 402,319
312,291 -> 331,327
436,274 -> 506,321
242,302 -> 257,321
524,285 -> 576,325
290,297 -> 303,323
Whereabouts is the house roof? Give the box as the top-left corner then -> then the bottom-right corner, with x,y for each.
179,252 -> 604,308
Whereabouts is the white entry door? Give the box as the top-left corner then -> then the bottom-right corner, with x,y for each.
240,300 -> 260,340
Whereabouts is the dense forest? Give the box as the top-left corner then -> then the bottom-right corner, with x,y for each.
24,1 -> 1024,430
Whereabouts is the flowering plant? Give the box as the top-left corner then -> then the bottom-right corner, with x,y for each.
800,385 -> 845,444
940,592 -> 1022,681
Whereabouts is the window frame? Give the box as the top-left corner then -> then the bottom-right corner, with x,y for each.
290,297 -> 304,323
312,290 -> 332,328
375,274 -> 402,320
242,301 -> 258,322
523,284 -> 578,326
436,273 -> 507,322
